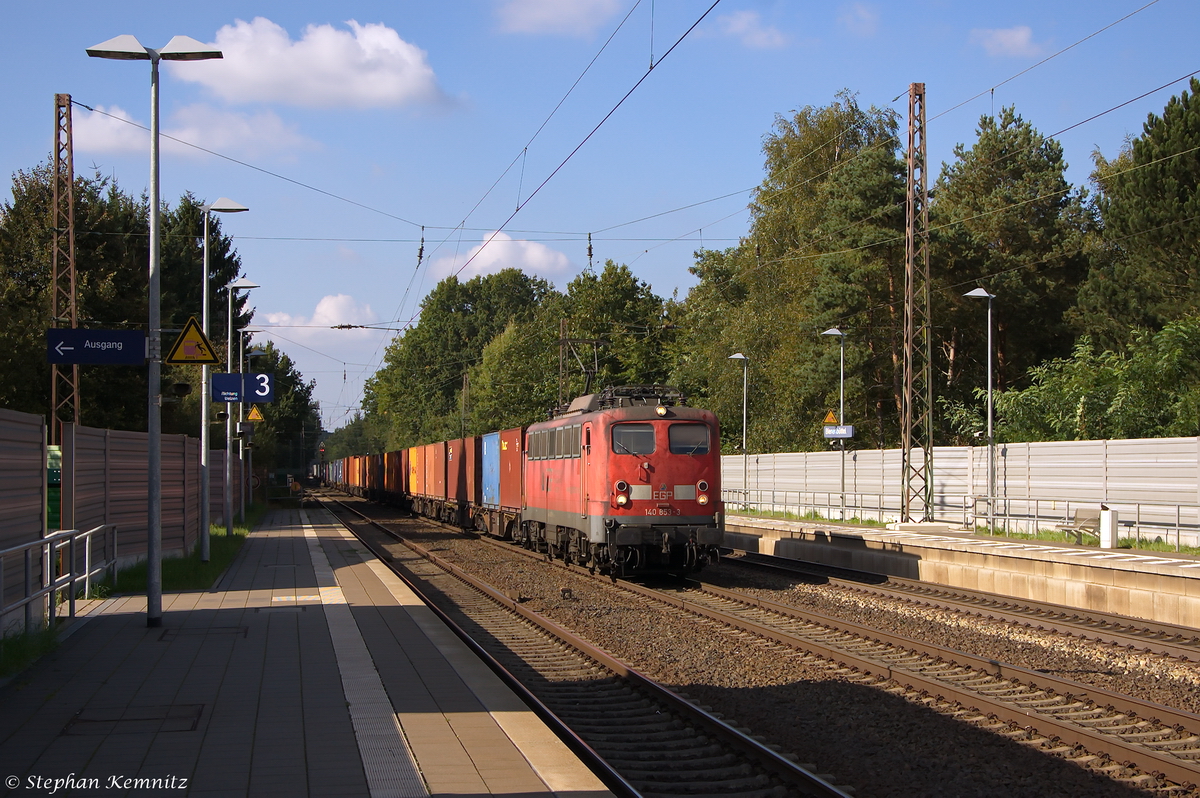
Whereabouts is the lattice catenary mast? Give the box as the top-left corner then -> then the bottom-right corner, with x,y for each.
901,82 -> 933,522
51,93 -> 79,445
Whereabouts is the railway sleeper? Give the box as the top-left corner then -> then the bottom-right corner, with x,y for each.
593,740 -> 726,756
616,760 -> 749,781
581,725 -> 692,741
624,766 -> 760,786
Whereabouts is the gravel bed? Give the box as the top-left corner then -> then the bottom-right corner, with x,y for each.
704,555 -> 1200,716
379,518 -> 1182,798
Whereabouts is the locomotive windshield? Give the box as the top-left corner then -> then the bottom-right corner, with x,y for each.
611,423 -> 656,454
668,423 -> 710,454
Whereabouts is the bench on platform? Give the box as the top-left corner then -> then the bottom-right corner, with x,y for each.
1055,509 -> 1100,544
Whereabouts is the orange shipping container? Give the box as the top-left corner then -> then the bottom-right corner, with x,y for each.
409,446 -> 425,497
499,427 -> 523,511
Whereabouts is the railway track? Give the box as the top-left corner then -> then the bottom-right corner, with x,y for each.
728,553 -> 1200,662
316,495 -> 851,798
322,490 -> 1200,793
638,579 -> 1200,789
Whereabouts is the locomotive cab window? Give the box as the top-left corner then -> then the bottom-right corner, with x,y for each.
611,423 -> 656,455
668,424 -> 710,454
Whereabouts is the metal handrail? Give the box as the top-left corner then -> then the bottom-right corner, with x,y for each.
0,524 -> 117,634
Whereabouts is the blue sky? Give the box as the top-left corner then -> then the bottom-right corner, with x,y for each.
2,0 -> 1196,429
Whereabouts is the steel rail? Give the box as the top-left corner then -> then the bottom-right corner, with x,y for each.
733,553 -> 1200,661
320,493 -> 851,798
628,579 -> 1200,788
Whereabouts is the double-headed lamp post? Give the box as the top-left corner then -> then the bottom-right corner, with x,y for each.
87,34 -> 222,628
200,199 -> 248,563
822,328 -> 847,519
226,278 -> 259,536
965,287 -> 996,533
728,353 -> 749,509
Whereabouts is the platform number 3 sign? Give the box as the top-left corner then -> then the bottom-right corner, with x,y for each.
245,372 -> 274,403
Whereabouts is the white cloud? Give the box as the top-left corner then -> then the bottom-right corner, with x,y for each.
431,232 -> 572,280
74,105 -> 146,154
168,17 -> 444,108
166,105 -> 317,158
838,3 -> 879,37
970,26 -> 1045,58
263,294 -> 380,340
717,10 -> 788,50
73,103 -> 314,159
496,0 -> 622,36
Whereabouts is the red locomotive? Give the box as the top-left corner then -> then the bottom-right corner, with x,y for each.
325,385 -> 724,577
521,385 -> 723,576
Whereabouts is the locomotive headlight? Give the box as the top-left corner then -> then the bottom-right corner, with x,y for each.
655,405 -> 668,417
697,494 -> 709,505
615,480 -> 629,493
697,480 -> 709,492
616,493 -> 629,506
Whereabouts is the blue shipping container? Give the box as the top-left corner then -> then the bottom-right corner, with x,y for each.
482,432 -> 501,508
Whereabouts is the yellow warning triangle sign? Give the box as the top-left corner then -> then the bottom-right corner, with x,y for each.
164,316 -> 220,365
823,411 -> 838,425
247,406 -> 264,422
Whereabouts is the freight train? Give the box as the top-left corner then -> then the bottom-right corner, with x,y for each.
322,385 -> 724,577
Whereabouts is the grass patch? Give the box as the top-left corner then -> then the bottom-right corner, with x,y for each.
730,507 -> 889,527
970,526 -> 1200,555
0,626 -> 59,678
104,503 -> 268,595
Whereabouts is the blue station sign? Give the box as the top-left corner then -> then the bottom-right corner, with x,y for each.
211,373 -> 244,403
823,425 -> 855,439
211,372 -> 274,404
46,329 -> 146,365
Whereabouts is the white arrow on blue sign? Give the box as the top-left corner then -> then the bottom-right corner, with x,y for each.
46,329 -> 146,365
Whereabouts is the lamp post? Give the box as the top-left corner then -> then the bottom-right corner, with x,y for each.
199,199 -> 247,563
728,353 -> 749,509
965,287 -> 996,534
822,328 -> 847,520
226,278 -> 259,537
87,34 -> 222,628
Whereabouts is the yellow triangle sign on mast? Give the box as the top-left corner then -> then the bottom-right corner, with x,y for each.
823,410 -> 838,425
164,316 -> 220,365
247,406 -> 264,422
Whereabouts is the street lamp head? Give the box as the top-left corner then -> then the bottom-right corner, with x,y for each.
158,35 -> 222,61
87,35 -> 152,60
821,327 -> 845,337
203,197 -> 249,214
87,34 -> 222,62
728,352 -> 748,361
964,287 -> 994,299
230,277 -> 260,291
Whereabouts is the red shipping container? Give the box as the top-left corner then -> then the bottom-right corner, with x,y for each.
463,436 -> 482,506
499,427 -> 524,511
447,438 -> 467,505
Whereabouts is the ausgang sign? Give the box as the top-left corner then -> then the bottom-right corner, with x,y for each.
46,329 -> 146,365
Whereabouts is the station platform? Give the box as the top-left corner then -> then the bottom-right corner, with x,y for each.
725,514 -> 1200,628
0,508 -> 612,798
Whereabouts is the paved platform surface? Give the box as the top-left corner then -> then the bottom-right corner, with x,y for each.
0,508 -> 613,798
726,514 -> 1200,626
